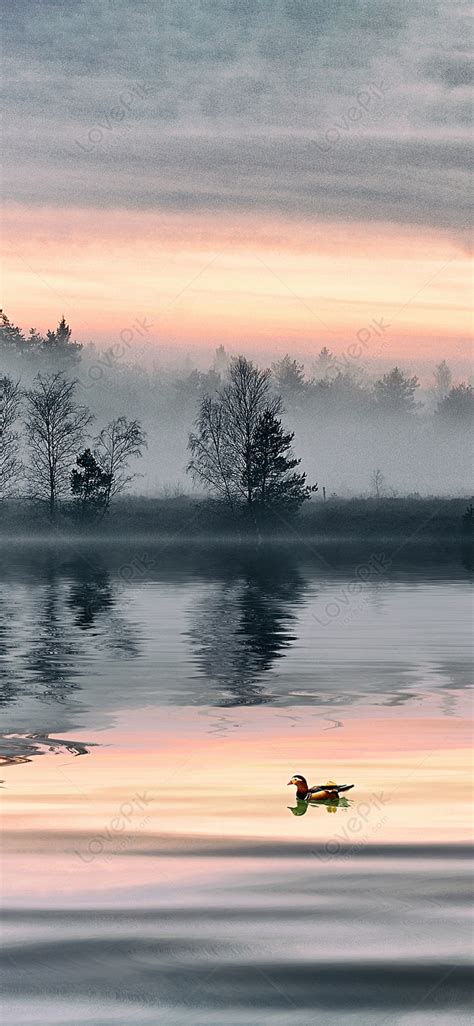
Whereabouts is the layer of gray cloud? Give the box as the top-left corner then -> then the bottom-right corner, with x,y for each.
1,0 -> 472,234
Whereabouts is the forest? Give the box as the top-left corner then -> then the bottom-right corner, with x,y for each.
0,310 -> 472,537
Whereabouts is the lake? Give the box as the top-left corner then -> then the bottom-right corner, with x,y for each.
0,539 -> 472,1025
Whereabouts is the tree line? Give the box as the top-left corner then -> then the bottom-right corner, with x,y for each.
1,310 -> 472,526
0,355 -> 314,525
0,371 -> 146,522
1,311 -> 472,424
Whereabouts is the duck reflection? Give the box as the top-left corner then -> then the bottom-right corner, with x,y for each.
288,796 -> 352,816
188,549 -> 307,705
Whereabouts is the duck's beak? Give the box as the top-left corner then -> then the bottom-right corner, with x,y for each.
287,780 -> 293,785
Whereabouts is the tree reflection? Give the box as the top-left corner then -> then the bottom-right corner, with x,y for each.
0,550 -> 142,764
26,566 -> 79,700
67,561 -> 114,630
188,548 -> 307,705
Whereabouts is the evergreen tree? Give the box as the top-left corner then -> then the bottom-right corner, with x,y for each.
43,316 -> 83,364
312,346 -> 338,380
271,355 -> 307,401
247,408 -> 316,516
373,367 -> 420,415
0,311 -> 27,355
70,448 -> 112,521
435,383 -> 474,422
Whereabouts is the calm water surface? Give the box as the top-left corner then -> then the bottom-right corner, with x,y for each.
0,541 -> 472,1025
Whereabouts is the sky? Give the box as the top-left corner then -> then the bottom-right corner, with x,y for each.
1,0 -> 472,369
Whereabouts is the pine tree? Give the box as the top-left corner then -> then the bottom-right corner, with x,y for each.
312,346 -> 338,380
435,383 -> 474,422
44,316 -> 83,364
0,311 -> 27,354
247,409 -> 316,516
373,367 -> 420,414
70,449 -> 112,521
271,355 -> 307,401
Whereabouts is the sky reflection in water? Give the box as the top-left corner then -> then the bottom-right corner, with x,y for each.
0,542 -> 472,1025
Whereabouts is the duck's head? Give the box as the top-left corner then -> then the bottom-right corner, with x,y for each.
287,774 -> 308,789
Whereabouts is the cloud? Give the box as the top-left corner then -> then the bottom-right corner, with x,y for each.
1,0 -> 471,236
424,54 -> 473,89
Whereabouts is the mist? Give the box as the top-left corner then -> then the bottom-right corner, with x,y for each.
1,326 -> 472,500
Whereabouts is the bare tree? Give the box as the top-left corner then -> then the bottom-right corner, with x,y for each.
95,416 -> 146,513
187,355 -> 284,511
24,372 -> 93,519
370,467 -> 386,499
187,396 -> 236,510
220,356 -> 281,507
0,375 -> 23,498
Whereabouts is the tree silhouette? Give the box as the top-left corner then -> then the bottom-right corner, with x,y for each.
312,346 -> 338,380
0,376 -> 23,498
436,383 -> 474,423
370,467 -> 386,499
188,358 -> 314,520
70,448 -> 112,521
43,316 -> 83,364
0,311 -> 27,355
248,409 -> 316,516
212,344 -> 229,376
271,355 -> 307,401
373,367 -> 420,415
188,355 -> 282,512
24,372 -> 92,519
312,370 -> 370,415
95,416 -> 146,512
187,395 -> 236,510
432,360 -> 452,403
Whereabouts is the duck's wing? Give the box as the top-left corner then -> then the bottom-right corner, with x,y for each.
308,783 -> 354,796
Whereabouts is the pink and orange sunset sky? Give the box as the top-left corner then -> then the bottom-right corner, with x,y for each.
2,1 -> 472,370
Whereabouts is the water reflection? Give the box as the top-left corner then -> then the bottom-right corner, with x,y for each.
26,572 -> 79,701
0,733 -> 94,766
0,542 -> 471,764
188,550 -> 306,705
1,553 -> 142,708
0,550 -> 142,763
288,796 -> 352,816
67,563 -> 114,630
